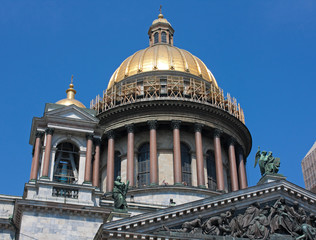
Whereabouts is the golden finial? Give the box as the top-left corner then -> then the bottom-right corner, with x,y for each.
66,74 -> 76,99
158,5 -> 163,18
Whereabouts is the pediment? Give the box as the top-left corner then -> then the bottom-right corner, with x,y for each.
45,105 -> 98,123
95,180 -> 316,240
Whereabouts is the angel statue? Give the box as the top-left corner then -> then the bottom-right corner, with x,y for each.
254,147 -> 280,176
112,176 -> 129,212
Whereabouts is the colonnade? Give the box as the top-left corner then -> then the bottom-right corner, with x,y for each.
105,120 -> 248,192
29,122 -> 248,193
29,128 -> 101,188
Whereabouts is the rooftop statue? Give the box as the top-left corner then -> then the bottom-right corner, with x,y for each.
112,176 -> 129,212
254,147 -> 280,176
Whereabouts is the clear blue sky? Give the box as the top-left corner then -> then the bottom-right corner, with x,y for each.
0,1 -> 315,196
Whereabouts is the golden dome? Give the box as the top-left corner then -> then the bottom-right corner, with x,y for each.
56,76 -> 86,108
107,44 -> 218,89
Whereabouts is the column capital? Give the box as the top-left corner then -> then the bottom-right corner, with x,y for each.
194,123 -> 204,132
228,137 -> 236,146
213,129 -> 223,138
45,128 -> 54,135
147,120 -> 158,130
86,133 -> 94,140
35,131 -> 44,138
171,120 -> 181,129
237,146 -> 244,155
106,130 -> 115,139
125,124 -> 135,133
94,138 -> 101,146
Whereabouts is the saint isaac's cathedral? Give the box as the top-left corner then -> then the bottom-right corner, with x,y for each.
0,11 -> 315,240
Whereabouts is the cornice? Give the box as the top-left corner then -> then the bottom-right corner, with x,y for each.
97,99 -> 252,155
99,180 -> 316,233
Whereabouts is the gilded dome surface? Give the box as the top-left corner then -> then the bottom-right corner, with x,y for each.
56,77 -> 86,108
107,44 -> 218,89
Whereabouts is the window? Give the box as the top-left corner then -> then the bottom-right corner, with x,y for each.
138,143 -> 150,187
181,143 -> 191,186
114,151 -> 121,180
154,32 -> 159,44
161,31 -> 166,43
53,142 -> 79,184
206,150 -> 217,190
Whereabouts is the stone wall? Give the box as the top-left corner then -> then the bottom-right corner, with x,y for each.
19,211 -> 103,240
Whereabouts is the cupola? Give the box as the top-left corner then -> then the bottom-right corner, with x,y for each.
148,7 -> 174,46
56,75 -> 86,108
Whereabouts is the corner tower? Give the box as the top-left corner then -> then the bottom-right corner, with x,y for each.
26,77 -> 102,206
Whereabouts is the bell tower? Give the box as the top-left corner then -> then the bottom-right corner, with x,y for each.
26,76 -> 102,206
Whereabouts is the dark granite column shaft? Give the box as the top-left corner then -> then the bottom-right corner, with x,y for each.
126,124 -> 135,186
30,131 -> 43,180
194,124 -> 205,188
42,128 -> 54,178
213,129 -> 225,191
172,120 -> 182,185
228,138 -> 239,191
106,131 -> 115,192
148,121 -> 158,185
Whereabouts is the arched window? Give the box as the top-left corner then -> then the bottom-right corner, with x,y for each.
114,151 -> 121,180
206,150 -> 217,190
181,143 -> 191,186
53,142 -> 79,184
137,143 -> 150,187
161,31 -> 167,43
154,32 -> 159,44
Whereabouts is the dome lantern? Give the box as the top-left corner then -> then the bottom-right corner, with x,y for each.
148,6 -> 174,46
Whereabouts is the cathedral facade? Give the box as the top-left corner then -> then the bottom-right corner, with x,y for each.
0,12 -> 315,240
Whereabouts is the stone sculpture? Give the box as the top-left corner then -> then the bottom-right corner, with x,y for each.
163,215 -> 202,234
254,147 -> 280,176
112,176 -> 129,212
162,197 -> 316,239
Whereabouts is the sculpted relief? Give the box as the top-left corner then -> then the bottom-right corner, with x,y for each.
162,198 -> 316,240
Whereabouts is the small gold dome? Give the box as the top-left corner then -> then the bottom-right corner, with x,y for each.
56,76 -> 86,108
107,44 -> 218,89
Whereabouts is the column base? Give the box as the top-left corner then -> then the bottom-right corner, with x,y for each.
29,179 -> 36,183
198,185 -> 206,189
150,183 -> 158,186
83,181 -> 92,186
39,176 -> 50,181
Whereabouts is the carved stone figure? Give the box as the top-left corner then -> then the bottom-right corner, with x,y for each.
202,213 -> 230,235
112,176 -> 129,212
254,147 -> 280,176
163,215 -> 202,233
162,197 -> 315,239
241,202 -> 261,231
296,223 -> 316,240
244,206 -> 270,240
269,197 -> 297,236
